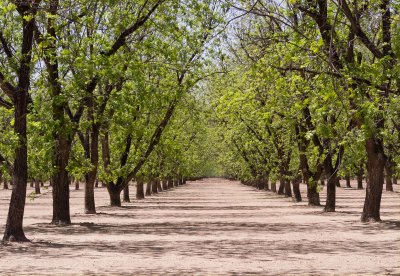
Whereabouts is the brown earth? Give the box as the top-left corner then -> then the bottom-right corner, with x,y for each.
0,178 -> 399,275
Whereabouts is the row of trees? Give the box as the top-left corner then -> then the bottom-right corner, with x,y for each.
207,0 -> 399,221
0,0 -> 225,242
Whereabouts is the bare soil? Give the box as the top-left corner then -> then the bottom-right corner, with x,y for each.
0,179 -> 399,275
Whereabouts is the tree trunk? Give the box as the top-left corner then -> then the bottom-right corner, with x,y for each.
51,137 -> 72,225
357,167 -> 364,189
136,180 -> 145,199
75,181 -> 79,190
385,160 -> 394,192
40,181 -> 44,187
345,175 -> 351,188
307,180 -> 321,206
320,178 -> 325,186
35,179 -> 41,194
145,181 -> 152,196
3,179 -> 8,190
123,184 -> 131,202
173,178 -> 179,187
162,179 -> 168,190
107,184 -> 122,207
264,176 -> 270,191
393,177 -> 397,185
151,179 -> 158,194
278,178 -> 285,195
3,76 -> 30,242
335,177 -> 341,187
257,178 -> 265,190
292,175 -> 302,202
84,124 -> 100,214
168,178 -> 174,189
271,181 -> 277,193
361,137 -> 386,222
157,180 -> 162,192
284,180 -> 292,198
30,180 -> 34,188
95,180 -> 98,188
323,155 -> 337,212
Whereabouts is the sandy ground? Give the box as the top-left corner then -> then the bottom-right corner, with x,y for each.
0,178 -> 399,275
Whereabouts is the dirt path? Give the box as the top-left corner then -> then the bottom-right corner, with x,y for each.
0,179 -> 399,275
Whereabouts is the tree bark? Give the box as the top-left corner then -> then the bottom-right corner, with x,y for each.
123,184 -> 131,202
257,177 -> 265,190
151,179 -> 158,194
385,159 -> 394,192
335,177 -> 341,187
51,138 -> 72,225
284,180 -> 292,198
357,166 -> 364,189
84,123 -> 100,214
3,73 -> 29,242
361,137 -> 385,222
157,180 -> 162,192
75,180 -> 79,190
162,179 -> 168,190
173,178 -> 179,187
136,180 -> 145,199
271,181 -> 277,193
107,184 -> 122,207
345,175 -> 351,188
278,178 -> 285,195
145,181 -> 152,196
168,178 -> 174,189
35,179 -> 41,194
3,179 -> 8,190
323,155 -> 337,212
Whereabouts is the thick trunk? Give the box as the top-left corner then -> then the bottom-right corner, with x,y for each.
357,167 -> 364,189
345,175 -> 351,188
335,177 -> 341,187
324,155 -> 336,212
157,180 -> 162,192
84,124 -> 100,214
107,184 -> 122,207
385,160 -> 394,192
271,181 -> 277,193
278,178 -> 285,195
284,180 -> 292,198
168,178 -> 174,189
3,90 -> 30,241
307,180 -> 321,206
173,178 -> 179,187
361,137 -> 385,222
35,179 -> 41,194
162,179 -> 168,190
51,137 -> 72,225
136,180 -> 144,199
145,181 -> 152,196
257,178 -> 265,190
151,180 -> 158,194
292,176 -> 302,202
123,184 -> 130,202
264,176 -> 270,191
